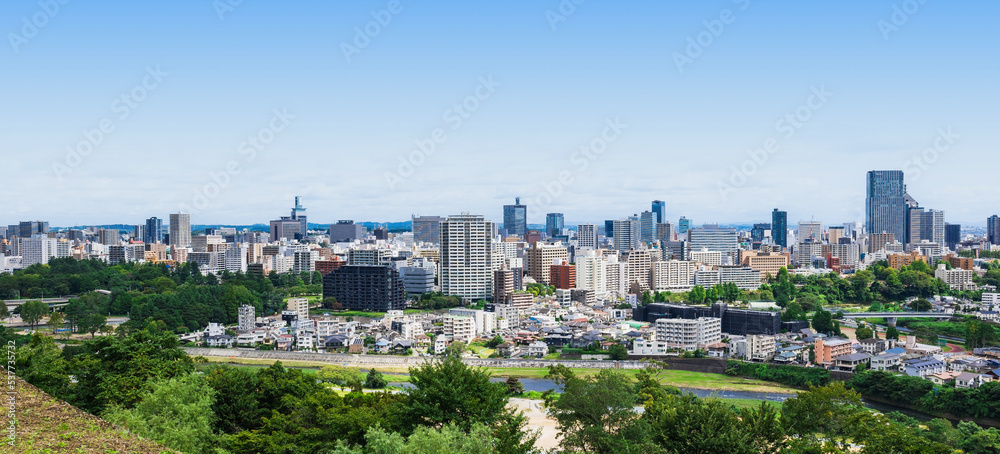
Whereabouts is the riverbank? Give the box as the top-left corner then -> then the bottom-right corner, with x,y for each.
198,355 -> 800,394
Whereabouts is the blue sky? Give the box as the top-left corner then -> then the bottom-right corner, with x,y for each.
2,0 -> 997,227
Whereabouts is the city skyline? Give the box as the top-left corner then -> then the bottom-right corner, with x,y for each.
3,1 -> 998,226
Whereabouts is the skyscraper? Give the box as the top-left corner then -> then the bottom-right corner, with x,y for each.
291,196 -> 308,239
502,197 -> 527,238
652,200 -> 666,224
545,213 -> 564,238
18,221 -> 49,238
921,209 -> 945,246
639,211 -> 655,243
169,213 -> 192,248
866,170 -> 907,244
945,223 -> 961,250
604,220 -> 615,238
613,218 -> 640,253
412,215 -> 444,244
988,215 -> 1000,245
577,223 -> 597,249
144,217 -> 164,244
678,217 -> 692,235
751,223 -> 771,244
771,209 -> 787,249
270,197 -> 309,242
440,214 -> 494,300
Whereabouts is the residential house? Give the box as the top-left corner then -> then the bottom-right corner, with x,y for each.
205,334 -> 234,348
871,353 -> 902,372
902,358 -> 946,377
527,341 -> 549,358
834,352 -> 871,372
956,372 -> 992,389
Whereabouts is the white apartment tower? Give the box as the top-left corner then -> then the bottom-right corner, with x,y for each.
440,214 -> 494,300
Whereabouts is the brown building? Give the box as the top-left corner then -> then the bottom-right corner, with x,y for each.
888,251 -> 925,270
550,261 -> 576,290
315,257 -> 347,276
944,254 -> 975,271
526,243 -> 568,285
869,232 -> 897,253
740,250 -> 790,278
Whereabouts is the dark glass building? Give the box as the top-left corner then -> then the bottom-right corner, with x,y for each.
771,209 -> 787,249
866,170 -> 907,243
323,265 -> 406,312
545,213 -> 564,238
503,197 -> 527,237
751,223 -> 771,245
652,200 -> 666,224
634,303 -> 781,335
144,217 -> 163,244
945,223 -> 961,250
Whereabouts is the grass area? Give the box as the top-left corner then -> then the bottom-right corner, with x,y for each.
196,355 -> 414,376
542,352 -> 560,360
12,377 -> 174,453
715,397 -> 783,412
483,367 -> 800,394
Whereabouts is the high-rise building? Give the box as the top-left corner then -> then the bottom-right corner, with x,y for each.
751,223 -> 771,244
575,249 -> 607,295
270,197 -> 308,242
545,213 -> 564,238
798,221 -> 822,243
526,243 -> 569,285
771,209 -> 787,249
828,226 -> 844,246
144,217 -> 164,244
652,200 -> 666,224
613,217 -> 640,252
921,210 -> 945,246
604,220 -> 615,238
19,236 -> 56,267
639,211 -> 655,243
329,220 -> 366,242
989,215 -> 1000,245
323,265 -> 406,312
98,228 -> 120,245
678,217 -> 692,235
945,223 -> 961,250
577,224 -> 597,249
412,215 -> 444,244
687,225 -> 738,255
169,213 -> 192,248
18,221 -> 49,238
550,260 -> 576,289
656,222 -> 675,244
440,214 -> 494,300
866,170 -> 907,244
502,197 -> 527,238
291,196 -> 308,239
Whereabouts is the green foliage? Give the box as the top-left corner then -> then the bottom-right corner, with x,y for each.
15,335 -> 71,398
855,325 -> 874,340
204,362 -> 325,434
781,301 -> 807,322
413,291 -> 464,310
316,365 -> 363,387
725,361 -> 830,388
687,285 -> 706,304
811,309 -> 834,334
966,319 -> 998,349
646,394 -> 786,454
547,369 -> 652,453
505,377 -> 524,395
70,324 -> 195,413
19,300 -> 48,330
399,355 -> 508,432
365,369 -> 388,389
885,326 -> 901,340
608,343 -> 629,360
910,298 -> 933,312
103,374 -> 218,454
485,335 -> 504,349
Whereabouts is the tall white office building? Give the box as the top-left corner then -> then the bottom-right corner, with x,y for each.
613,218 -> 640,253
440,214 -> 494,300
577,224 -> 597,249
575,249 -> 607,295
169,213 -> 192,248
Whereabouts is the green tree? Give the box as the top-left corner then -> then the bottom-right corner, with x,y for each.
316,365 -> 363,387
364,369 -> 388,389
966,319 -> 997,349
910,298 -> 932,312
103,374 -> 218,454
782,382 -> 866,448
886,326 -> 901,340
811,309 -> 834,334
646,395 -> 785,454
48,311 -> 64,334
485,335 -> 504,349
399,355 -> 509,433
608,343 -> 629,360
547,368 -> 651,453
688,285 -> 706,304
781,301 -> 807,322
855,326 -> 874,340
19,300 -> 48,331
14,335 -> 71,398
71,324 -> 195,413
79,312 -> 107,338
0,302 -> 9,321
505,376 -> 524,395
